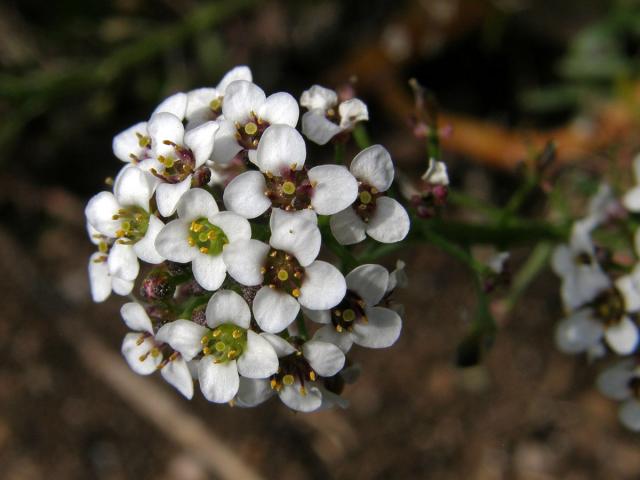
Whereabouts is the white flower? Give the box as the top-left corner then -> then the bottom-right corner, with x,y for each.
421,158 -> 449,186
305,264 -> 403,353
223,208 -> 346,333
300,85 -> 368,145
624,154 -> 640,212
551,220 -> 610,311
597,360 -> 640,431
88,244 -> 137,302
234,332 -> 345,412
154,188 -> 251,291
155,290 -> 279,404
211,80 -> 299,164
185,65 -> 252,128
112,92 -> 188,163
330,145 -> 410,245
137,112 -> 218,217
120,302 -> 193,399
85,165 -> 164,265
223,125 -> 358,218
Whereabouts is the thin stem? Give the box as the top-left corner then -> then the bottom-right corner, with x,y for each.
503,242 -> 553,313
334,142 -> 345,165
296,314 -> 309,341
352,124 -> 371,150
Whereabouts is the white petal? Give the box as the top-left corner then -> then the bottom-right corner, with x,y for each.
279,382 -> 322,412
114,165 -> 156,211
366,197 -> 410,243
623,187 -> 640,212
301,110 -> 342,145
616,266 -> 640,313
308,165 -> 358,215
260,332 -> 297,357
120,302 -> 153,334
619,399 -> 640,431
298,261 -> 346,310
338,98 -> 368,128
88,253 -> 112,302
235,378 -> 274,407
133,215 -> 165,264
85,191 -> 120,237
223,239 -> 269,286
302,307 -> 331,324
156,176 -> 193,218
299,85 -> 337,111
312,325 -> 354,353
256,125 -> 306,174
258,92 -> 299,127
237,331 -> 279,378
605,317 -> 639,355
192,253 -> 227,291
329,207 -> 367,245
421,158 -> 449,186
597,361 -> 635,400
153,92 -> 188,119
185,87 -> 219,127
350,145 -> 394,191
302,340 -> 345,377
156,319 -> 208,361
210,211 -> 251,243
222,80 -> 266,124
161,356 -> 194,399
113,121 -> 148,162
352,307 -> 402,348
148,112 -> 185,158
211,119 -> 242,164
111,276 -> 134,296
122,333 -> 161,375
108,243 -> 139,281
253,286 -> 300,333
554,310 -> 603,354
318,387 -> 349,410
176,187 -> 219,220
184,120 -> 219,167
154,219 -> 195,263
205,289 -> 251,329
560,267 -> 610,311
223,170 -> 271,218
346,264 -> 390,306
269,208 -> 320,266
217,65 -> 253,92
198,358 -> 240,403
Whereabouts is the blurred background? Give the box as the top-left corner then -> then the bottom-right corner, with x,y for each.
2,0 -> 640,478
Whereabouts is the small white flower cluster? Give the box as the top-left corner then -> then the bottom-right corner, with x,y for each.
552,169 -> 640,430
84,67 -> 409,411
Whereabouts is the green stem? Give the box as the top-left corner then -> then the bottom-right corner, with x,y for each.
296,314 -> 309,341
503,242 -> 553,313
334,142 -> 345,165
352,124 -> 371,149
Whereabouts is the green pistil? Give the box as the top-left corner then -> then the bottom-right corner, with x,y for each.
188,218 -> 229,255
112,206 -> 150,244
201,323 -> 247,363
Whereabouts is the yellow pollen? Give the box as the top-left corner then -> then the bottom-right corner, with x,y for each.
138,353 -> 149,362
282,181 -> 296,195
282,374 -> 295,386
105,177 -> 114,186
199,247 -> 209,254
270,251 -> 277,257
361,315 -> 369,324
284,254 -> 292,261
136,335 -> 146,346
209,98 -> 222,111
187,237 -> 195,246
343,309 -> 356,322
115,229 -> 125,238
244,122 -> 258,135
359,191 -> 373,204
294,271 -> 302,279
371,187 -> 379,194
290,163 -> 298,170
232,329 -> 242,339
207,230 -> 218,240
228,350 -> 238,359
334,310 -> 342,317
292,288 -> 301,298
277,269 -> 289,281
150,348 -> 160,358
270,379 -> 277,389
309,371 -> 317,381
299,386 -> 307,396
202,347 -> 210,355
213,329 -> 222,337
260,266 -> 267,274
336,325 -> 343,333
98,242 -> 108,253
201,336 -> 209,344
215,341 -> 226,352
163,156 -> 175,168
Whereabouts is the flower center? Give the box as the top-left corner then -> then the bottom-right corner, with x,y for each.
264,167 -> 314,211
270,347 -> 317,395
152,141 -> 196,184
330,290 -> 367,332
187,218 -> 229,255
112,206 -> 150,244
353,182 -> 381,223
262,249 -> 305,297
592,288 -> 626,326
235,112 -> 270,150
208,97 -> 223,119
200,323 -> 247,363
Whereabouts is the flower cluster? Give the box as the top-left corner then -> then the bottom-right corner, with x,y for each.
85,66 -> 409,411
552,168 -> 640,430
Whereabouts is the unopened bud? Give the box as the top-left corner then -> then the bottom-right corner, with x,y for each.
140,270 -> 174,300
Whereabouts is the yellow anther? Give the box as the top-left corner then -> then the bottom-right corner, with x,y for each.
187,237 -> 195,246
282,181 -> 296,195
112,214 -> 120,220
213,329 -> 222,337
209,97 -> 222,111
270,379 -> 278,390
277,269 -> 289,281
270,251 -> 278,257
192,222 -> 203,232
199,247 -> 209,254
343,309 -> 356,322
309,371 -> 317,381
227,350 -> 238,359
359,191 -> 373,204
244,122 -> 258,135
201,336 -> 209,344
294,271 -> 302,279
260,266 -> 267,274
215,341 -> 226,352
207,230 -> 218,240
361,315 -> 369,324
327,108 -> 335,117
283,374 -> 295,386
336,325 -> 343,333
98,242 -> 108,253
299,386 -> 307,396
292,288 -> 301,298
232,329 -> 242,339
105,177 -> 114,186
371,187 -> 379,194
115,229 -> 125,238
136,334 -> 146,346
138,353 -> 149,362
284,254 -> 292,261
202,347 -> 210,355
334,310 -> 342,317
150,347 -> 160,358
